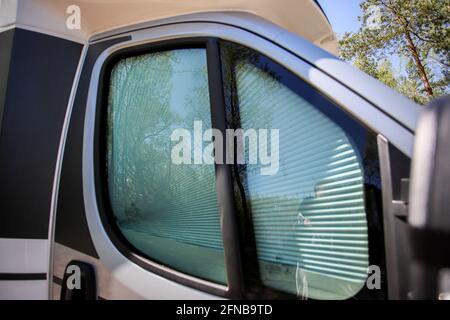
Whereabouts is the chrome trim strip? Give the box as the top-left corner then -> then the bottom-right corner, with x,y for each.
47,43 -> 89,300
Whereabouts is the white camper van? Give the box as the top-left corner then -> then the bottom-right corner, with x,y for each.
0,0 -> 448,300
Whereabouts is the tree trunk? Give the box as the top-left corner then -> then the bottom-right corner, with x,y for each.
404,29 -> 434,96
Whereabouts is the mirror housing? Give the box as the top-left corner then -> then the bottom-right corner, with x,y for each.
408,95 -> 450,299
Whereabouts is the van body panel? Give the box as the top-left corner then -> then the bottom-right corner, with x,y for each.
0,9 -> 423,300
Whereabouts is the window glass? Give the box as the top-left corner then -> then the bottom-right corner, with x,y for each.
106,48 -> 227,284
221,43 -> 379,299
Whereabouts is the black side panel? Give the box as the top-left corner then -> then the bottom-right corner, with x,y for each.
55,36 -> 130,257
0,28 -> 82,239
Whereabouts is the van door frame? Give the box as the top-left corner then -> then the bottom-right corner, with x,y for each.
50,19 -> 415,299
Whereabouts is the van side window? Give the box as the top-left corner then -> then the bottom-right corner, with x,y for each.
220,41 -> 385,299
105,48 -> 227,284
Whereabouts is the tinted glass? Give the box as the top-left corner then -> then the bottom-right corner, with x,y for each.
106,48 -> 227,284
221,42 -> 384,299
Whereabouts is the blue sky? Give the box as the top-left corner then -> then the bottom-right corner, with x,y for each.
318,0 -> 363,37
318,0 -> 404,74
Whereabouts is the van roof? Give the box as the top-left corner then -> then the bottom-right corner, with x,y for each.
0,0 -> 337,53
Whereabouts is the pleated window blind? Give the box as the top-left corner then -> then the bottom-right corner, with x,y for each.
232,53 -> 370,299
106,48 -> 227,284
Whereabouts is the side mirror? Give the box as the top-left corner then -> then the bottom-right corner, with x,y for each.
408,95 -> 450,299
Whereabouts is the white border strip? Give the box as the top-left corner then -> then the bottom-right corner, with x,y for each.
0,238 -> 48,273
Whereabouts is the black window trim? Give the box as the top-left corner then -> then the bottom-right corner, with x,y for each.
94,37 -> 243,298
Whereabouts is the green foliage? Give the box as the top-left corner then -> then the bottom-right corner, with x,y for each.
376,59 -> 398,89
339,0 -> 449,105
